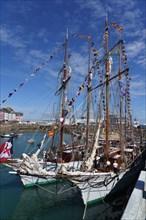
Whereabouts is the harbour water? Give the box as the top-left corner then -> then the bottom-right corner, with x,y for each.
0,132 -> 132,220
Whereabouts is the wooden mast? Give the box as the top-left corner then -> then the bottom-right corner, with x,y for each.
105,15 -> 109,159
85,38 -> 91,154
119,42 -> 125,159
59,29 -> 68,161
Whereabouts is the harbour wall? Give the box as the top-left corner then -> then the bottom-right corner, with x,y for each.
121,170 -> 146,220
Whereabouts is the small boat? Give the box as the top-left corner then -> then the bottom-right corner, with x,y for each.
17,133 -> 23,136
0,133 -> 17,138
1,134 -> 12,138
27,139 -> 35,144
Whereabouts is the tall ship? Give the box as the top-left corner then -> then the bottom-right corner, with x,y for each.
1,16 -> 145,208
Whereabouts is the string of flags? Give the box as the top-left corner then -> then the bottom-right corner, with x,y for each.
57,76 -> 90,123
1,42 -> 65,104
48,125 -> 58,138
119,41 -> 132,126
72,31 -> 105,75
121,43 -> 132,125
111,22 -> 123,31
91,34 -> 107,72
101,90 -> 106,117
67,82 -> 87,107
72,33 -> 92,40
66,35 -> 105,111
53,32 -> 95,124
122,45 -> 127,66
126,74 -> 132,126
71,24 -> 132,127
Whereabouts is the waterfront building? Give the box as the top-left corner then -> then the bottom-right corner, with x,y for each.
0,107 -> 23,122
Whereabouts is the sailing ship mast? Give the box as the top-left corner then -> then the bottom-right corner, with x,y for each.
59,29 -> 68,161
119,41 -> 124,158
85,38 -> 91,153
105,15 -> 109,159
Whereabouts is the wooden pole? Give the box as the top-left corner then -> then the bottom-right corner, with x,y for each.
60,29 -> 68,161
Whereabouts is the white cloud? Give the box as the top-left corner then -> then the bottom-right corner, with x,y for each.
130,77 -> 146,96
76,0 -> 108,18
36,29 -> 50,43
4,1 -> 37,17
110,0 -> 135,9
0,25 -> 52,70
126,41 -> 144,58
125,29 -> 146,39
126,39 -> 146,68
29,49 -> 46,59
70,51 -> 88,78
0,26 -> 26,48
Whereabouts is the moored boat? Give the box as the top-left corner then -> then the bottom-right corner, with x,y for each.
3,16 -> 145,208
1,133 -> 18,138
27,139 -> 35,144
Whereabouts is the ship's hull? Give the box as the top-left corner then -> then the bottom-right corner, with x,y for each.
104,149 -> 146,203
8,150 -> 146,205
18,171 -> 123,204
69,172 -> 125,205
9,162 -> 143,206
20,174 -> 57,187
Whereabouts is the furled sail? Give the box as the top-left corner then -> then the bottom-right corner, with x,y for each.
83,119 -> 102,171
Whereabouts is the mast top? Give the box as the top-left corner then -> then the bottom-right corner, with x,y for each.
66,28 -> 68,40
106,13 -> 108,22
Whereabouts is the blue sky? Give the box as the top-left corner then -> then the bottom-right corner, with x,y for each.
0,0 -> 146,124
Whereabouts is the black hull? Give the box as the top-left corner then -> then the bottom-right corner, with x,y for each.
104,149 -> 146,203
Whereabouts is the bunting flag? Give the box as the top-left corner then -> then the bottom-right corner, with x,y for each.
0,137 -> 13,163
91,36 -> 106,71
111,22 -> 123,31
47,125 -> 58,138
8,93 -> 13,97
60,117 -> 64,123
19,83 -> 24,87
72,33 -> 92,40
122,44 -> 127,65
101,91 -> 106,116
67,69 -> 95,108
58,109 -> 70,123
1,42 -> 65,104
48,131 -> 53,138
53,125 -> 58,130
93,48 -> 100,57
68,82 -> 87,107
125,73 -> 132,122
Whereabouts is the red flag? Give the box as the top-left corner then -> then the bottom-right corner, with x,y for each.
0,138 -> 13,163
48,131 -> 53,138
111,22 -> 123,31
19,83 -> 24,87
72,33 -> 91,39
